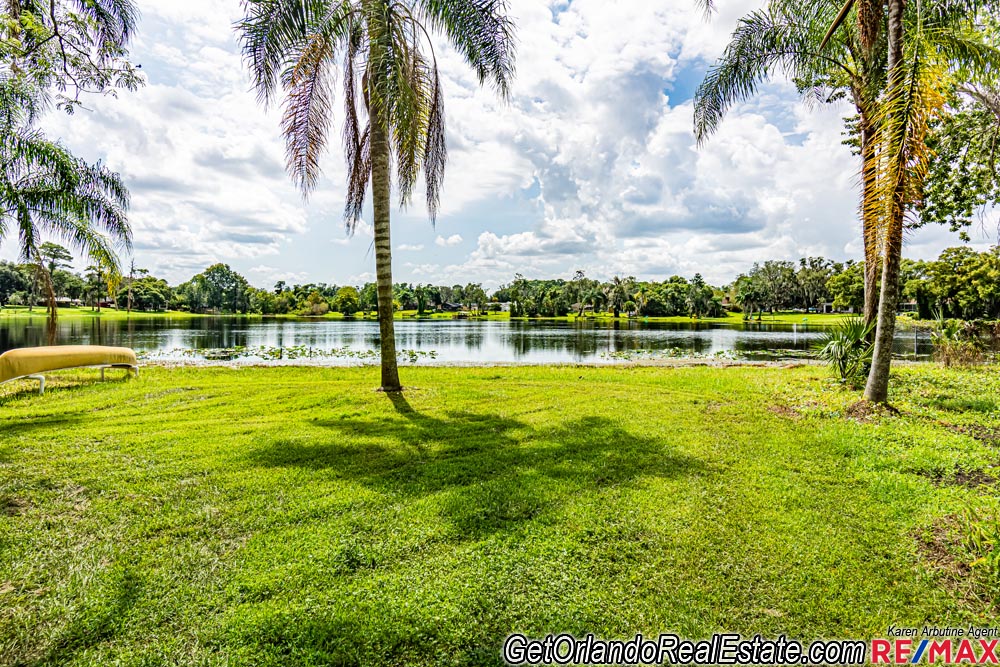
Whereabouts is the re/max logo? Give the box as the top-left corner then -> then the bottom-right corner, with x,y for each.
872,639 -> 1000,664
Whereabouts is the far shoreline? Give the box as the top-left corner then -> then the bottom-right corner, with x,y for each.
0,305 -> 911,328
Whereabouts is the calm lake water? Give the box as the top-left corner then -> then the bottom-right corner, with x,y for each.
0,317 -> 934,364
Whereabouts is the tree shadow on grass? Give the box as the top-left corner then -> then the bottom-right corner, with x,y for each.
0,410 -> 85,439
234,394 -> 711,665
31,565 -> 143,667
250,393 -> 708,541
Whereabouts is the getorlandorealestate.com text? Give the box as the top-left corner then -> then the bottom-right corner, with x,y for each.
503,627 -> 1000,666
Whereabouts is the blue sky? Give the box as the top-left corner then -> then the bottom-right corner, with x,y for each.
11,0 -> 996,289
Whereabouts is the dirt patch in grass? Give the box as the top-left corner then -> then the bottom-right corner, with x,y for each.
912,516 -> 974,591
932,468 -> 998,489
845,400 -> 900,423
945,424 -> 1000,448
768,404 -> 801,420
1,495 -> 29,516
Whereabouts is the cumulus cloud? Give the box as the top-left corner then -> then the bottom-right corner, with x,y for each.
8,0 -> 977,289
435,234 -> 463,247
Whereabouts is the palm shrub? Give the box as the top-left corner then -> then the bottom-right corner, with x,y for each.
815,316 -> 875,383
961,506 -> 1000,583
931,310 -> 985,367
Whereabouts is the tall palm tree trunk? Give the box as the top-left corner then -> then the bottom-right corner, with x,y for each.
863,0 -> 905,404
860,113 -> 880,329
369,19 -> 401,392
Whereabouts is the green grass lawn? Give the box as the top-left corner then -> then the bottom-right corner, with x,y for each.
0,307 -> 206,321
1,364 -> 998,665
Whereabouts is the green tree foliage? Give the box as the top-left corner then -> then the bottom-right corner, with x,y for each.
333,286 -> 360,316
734,261 -> 798,314
176,264 -> 251,314
796,257 -> 839,310
827,260 -> 866,312
116,275 -> 170,311
302,290 -> 330,316
686,274 -> 723,317
0,260 -> 26,305
923,246 -> 1000,319
462,283 -> 488,312
359,282 -> 378,313
0,0 -> 143,111
38,241 -> 72,274
921,88 -> 1000,231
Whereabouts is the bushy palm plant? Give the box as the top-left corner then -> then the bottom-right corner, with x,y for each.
815,316 -> 875,383
931,310 -> 985,366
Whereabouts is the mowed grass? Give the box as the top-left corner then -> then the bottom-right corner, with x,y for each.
0,364 -> 998,666
0,308 -> 205,321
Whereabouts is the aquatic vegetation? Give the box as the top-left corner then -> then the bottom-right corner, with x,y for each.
141,346 -> 438,364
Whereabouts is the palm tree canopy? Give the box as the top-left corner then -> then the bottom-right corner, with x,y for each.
238,0 -> 516,227
0,78 -> 131,273
693,0 -> 886,145
693,0 -> 999,145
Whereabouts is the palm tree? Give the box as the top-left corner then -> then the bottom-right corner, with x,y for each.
0,79 -> 131,319
586,287 -> 607,316
632,285 -> 649,317
698,0 -> 998,403
239,0 -> 515,391
603,275 -> 634,318
695,0 -> 888,325
695,0 -> 994,333
820,0 -> 999,402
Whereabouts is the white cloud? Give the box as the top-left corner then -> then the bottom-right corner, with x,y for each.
398,244 -> 425,251
435,234 -> 464,247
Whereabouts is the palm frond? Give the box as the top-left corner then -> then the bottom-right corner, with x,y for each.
238,0 -> 330,106
928,28 -> 1000,75
387,11 -> 434,207
280,30 -> 337,194
344,125 -> 370,229
342,18 -> 370,230
820,0 -> 855,51
424,67 -> 446,221
862,46 -> 947,259
415,0 -> 516,99
694,8 -> 852,144
70,0 -> 139,48
1,77 -> 131,271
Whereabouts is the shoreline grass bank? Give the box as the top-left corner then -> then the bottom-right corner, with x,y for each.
0,306 -> 854,326
1,364 -> 997,665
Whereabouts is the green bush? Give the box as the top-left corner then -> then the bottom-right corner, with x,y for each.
815,317 -> 875,384
931,312 -> 986,367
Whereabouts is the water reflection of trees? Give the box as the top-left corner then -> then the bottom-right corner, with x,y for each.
0,317 -> 936,360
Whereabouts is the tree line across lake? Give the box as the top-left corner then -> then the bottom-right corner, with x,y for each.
2,243 -> 997,321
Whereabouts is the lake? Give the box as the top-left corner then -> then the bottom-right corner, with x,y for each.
0,317 -> 934,364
